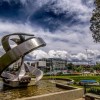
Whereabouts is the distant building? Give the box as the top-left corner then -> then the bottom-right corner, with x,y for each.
37,58 -> 67,72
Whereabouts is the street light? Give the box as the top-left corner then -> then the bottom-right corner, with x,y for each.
86,49 -> 89,65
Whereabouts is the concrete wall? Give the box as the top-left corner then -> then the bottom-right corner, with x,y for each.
18,88 -> 84,100
56,83 -> 76,90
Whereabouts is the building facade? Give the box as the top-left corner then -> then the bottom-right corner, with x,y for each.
37,58 -> 67,72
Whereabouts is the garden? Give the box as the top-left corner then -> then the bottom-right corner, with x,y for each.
43,75 -> 100,95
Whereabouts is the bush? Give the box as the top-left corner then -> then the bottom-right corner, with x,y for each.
88,87 -> 100,95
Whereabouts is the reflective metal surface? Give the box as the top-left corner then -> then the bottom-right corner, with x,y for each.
0,33 -> 46,87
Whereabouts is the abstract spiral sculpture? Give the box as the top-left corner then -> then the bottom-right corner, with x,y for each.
0,33 -> 46,87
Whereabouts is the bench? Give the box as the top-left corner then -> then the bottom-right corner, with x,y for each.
85,93 -> 100,100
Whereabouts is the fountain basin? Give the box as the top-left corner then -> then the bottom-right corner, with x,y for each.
16,83 -> 84,100
0,79 -> 84,100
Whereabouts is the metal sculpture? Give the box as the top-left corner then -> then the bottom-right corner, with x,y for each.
0,33 -> 46,87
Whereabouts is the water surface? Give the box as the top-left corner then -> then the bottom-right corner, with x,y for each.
0,80 -> 66,100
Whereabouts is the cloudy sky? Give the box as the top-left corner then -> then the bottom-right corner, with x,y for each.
0,0 -> 100,63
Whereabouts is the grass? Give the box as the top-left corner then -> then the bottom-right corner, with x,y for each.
0,75 -> 99,94
43,75 -> 100,90
43,75 -> 100,82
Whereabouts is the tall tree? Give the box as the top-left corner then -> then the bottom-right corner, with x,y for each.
67,63 -> 74,70
90,0 -> 100,42
93,63 -> 100,71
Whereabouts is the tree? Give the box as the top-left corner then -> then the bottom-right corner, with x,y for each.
90,0 -> 100,42
93,63 -> 100,71
73,65 -> 83,72
67,63 -> 74,70
89,67 -> 94,72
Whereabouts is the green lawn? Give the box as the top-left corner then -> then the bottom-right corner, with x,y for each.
43,75 -> 100,82
44,75 -> 100,95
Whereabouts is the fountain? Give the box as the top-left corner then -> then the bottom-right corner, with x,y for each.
0,33 -> 46,87
0,33 -> 84,100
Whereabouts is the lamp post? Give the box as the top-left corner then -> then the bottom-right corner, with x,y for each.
86,49 -> 89,65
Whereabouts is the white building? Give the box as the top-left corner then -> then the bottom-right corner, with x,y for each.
37,58 -> 67,72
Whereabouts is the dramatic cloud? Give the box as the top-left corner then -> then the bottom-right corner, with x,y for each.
29,50 -> 49,59
0,0 -> 100,64
48,50 -> 68,59
26,49 -> 100,64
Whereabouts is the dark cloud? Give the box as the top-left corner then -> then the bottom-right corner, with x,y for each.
0,0 -> 97,55
0,0 -> 87,32
96,55 -> 100,59
29,8 -> 80,31
0,1 -> 23,21
27,1 -> 83,32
